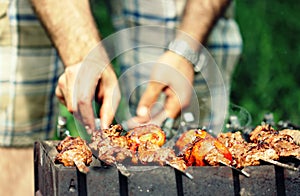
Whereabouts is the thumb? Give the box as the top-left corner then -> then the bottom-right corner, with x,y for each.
136,81 -> 165,117
140,88 -> 181,127
162,87 -> 181,119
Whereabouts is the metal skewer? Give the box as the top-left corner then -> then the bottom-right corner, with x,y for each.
165,160 -> 194,180
91,118 -> 131,177
219,161 -> 251,178
90,146 -> 131,177
260,158 -> 299,172
74,160 -> 90,174
114,162 -> 131,177
91,152 -> 131,177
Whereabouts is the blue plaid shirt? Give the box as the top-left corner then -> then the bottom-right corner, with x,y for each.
0,0 -> 64,146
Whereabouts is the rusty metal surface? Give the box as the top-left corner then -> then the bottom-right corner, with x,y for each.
34,141 -> 300,196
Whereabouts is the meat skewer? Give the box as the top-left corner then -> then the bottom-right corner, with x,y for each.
135,140 -> 193,179
176,129 -> 233,166
89,124 -> 133,176
89,124 -> 193,178
280,129 -> 300,146
218,161 -> 251,178
250,125 -> 300,158
217,126 -> 300,171
250,125 -> 300,170
260,158 -> 299,171
176,129 -> 250,177
55,136 -> 93,174
126,124 -> 193,179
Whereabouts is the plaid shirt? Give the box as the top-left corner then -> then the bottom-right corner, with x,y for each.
0,0 -> 242,146
0,0 -> 64,146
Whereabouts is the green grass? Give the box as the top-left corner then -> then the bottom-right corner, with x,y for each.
232,1 -> 300,126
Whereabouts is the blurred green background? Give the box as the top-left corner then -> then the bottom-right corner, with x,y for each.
57,0 -> 300,137
232,1 -> 300,126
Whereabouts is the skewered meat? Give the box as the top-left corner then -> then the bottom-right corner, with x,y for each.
90,125 -> 138,165
137,141 -> 187,171
280,129 -> 300,145
250,125 -> 300,158
89,124 -> 187,171
218,131 -> 280,168
55,136 -> 93,173
217,125 -> 300,169
217,131 -> 250,167
126,124 -> 166,149
175,129 -> 208,152
176,129 -> 233,166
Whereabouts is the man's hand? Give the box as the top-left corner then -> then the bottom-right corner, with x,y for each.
56,63 -> 120,133
126,0 -> 230,128
31,0 -> 119,132
126,50 -> 195,128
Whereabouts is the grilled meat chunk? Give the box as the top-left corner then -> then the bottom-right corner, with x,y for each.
280,129 -> 300,145
137,141 -> 187,171
55,136 -> 92,173
90,124 -> 187,171
177,129 -> 233,166
217,125 -> 300,169
250,125 -> 300,158
126,124 -> 166,149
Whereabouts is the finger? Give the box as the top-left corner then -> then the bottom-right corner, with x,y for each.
99,86 -> 120,129
137,88 -> 180,127
76,100 -> 95,134
56,73 -> 67,105
148,109 -> 169,127
64,66 -> 79,113
72,63 -> 101,132
126,101 -> 170,128
75,78 -> 98,133
146,88 -> 181,123
124,115 -> 150,129
163,87 -> 182,118
55,85 -> 66,106
126,90 -> 176,129
136,81 -> 166,117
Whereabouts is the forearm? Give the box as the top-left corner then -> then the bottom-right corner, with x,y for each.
179,0 -> 230,43
31,0 -> 101,67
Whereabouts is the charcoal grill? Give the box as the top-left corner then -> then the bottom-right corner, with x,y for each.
34,141 -> 300,196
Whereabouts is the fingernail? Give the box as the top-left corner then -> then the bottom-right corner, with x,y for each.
137,106 -> 148,117
101,118 -> 109,129
94,118 -> 101,130
85,126 -> 92,134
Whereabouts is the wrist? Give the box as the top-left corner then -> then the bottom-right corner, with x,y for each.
58,35 -> 100,67
168,39 -> 202,73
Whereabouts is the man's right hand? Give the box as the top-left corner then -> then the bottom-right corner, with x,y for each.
55,63 -> 120,133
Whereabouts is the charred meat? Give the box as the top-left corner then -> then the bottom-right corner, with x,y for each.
55,136 -> 93,173
217,125 -> 300,169
250,125 -> 300,159
89,124 -> 187,171
176,129 -> 233,166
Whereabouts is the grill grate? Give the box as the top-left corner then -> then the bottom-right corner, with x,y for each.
34,141 -> 300,196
